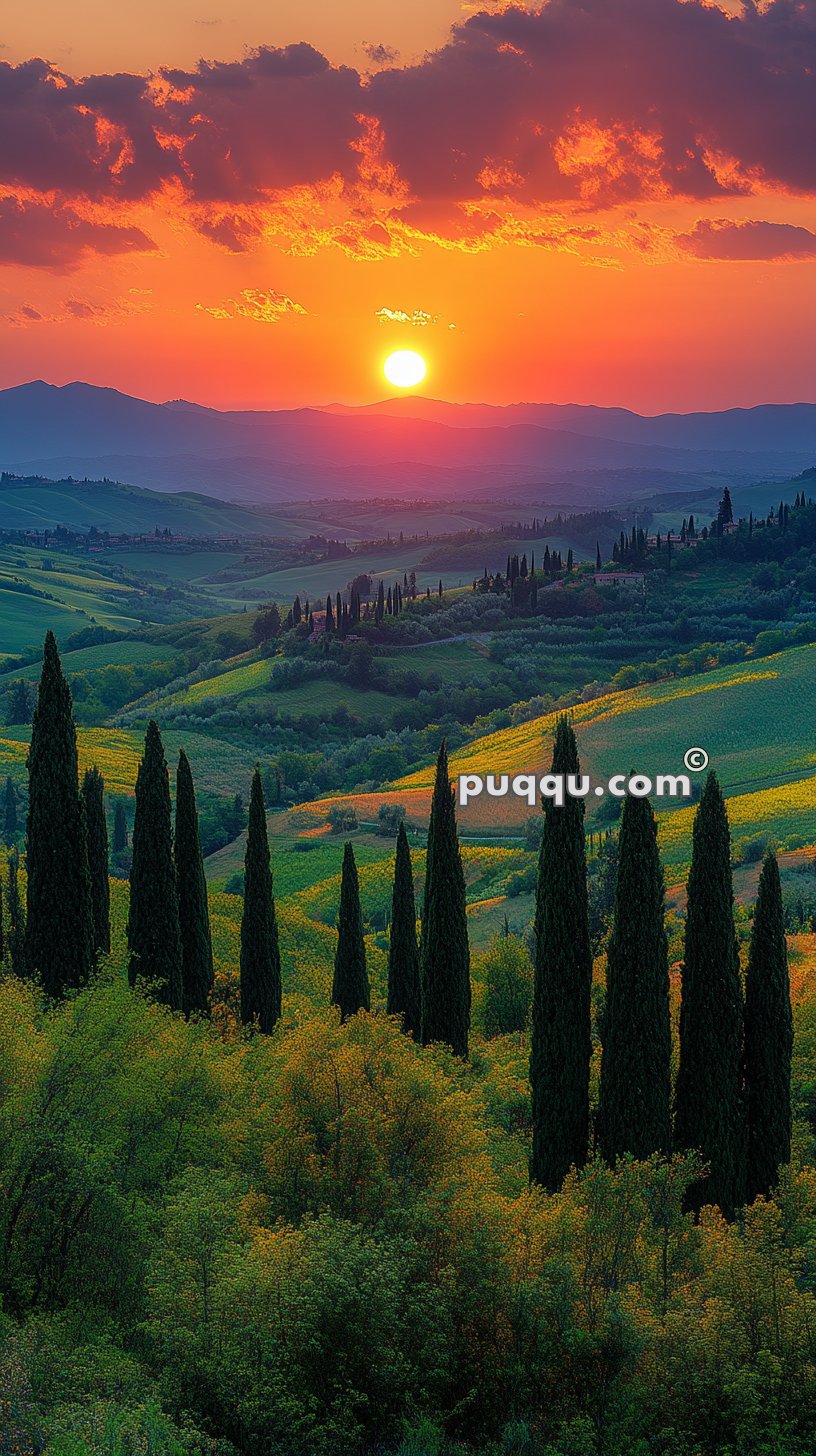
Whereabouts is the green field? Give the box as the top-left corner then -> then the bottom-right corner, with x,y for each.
0,638 -> 183,682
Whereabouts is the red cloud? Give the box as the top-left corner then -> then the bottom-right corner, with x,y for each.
677,217 -> 816,261
3,2 -> 816,255
0,198 -> 157,270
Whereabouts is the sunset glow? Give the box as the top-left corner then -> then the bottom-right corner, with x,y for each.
1,1 -> 816,410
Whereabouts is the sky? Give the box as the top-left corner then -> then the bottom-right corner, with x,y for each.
2,0 -> 816,412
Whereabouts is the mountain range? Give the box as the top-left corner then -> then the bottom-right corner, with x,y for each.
2,380 -> 816,503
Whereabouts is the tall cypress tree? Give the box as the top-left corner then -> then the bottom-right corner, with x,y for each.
127,720 -> 183,1009
674,772 -> 745,1219
332,842 -> 369,1021
3,776 -> 17,846
529,717 -> 592,1191
240,769 -> 281,1033
420,740 -> 470,1058
26,632 -> 93,996
387,821 -> 420,1037
744,852 -> 792,1203
81,766 -> 111,956
597,793 -> 671,1163
175,749 -> 214,1017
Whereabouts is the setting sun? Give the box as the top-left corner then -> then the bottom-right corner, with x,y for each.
383,349 -> 427,389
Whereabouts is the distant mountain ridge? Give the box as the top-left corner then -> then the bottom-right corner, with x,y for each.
1,380 -> 814,502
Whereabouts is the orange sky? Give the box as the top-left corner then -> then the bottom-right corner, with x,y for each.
2,0 -> 816,412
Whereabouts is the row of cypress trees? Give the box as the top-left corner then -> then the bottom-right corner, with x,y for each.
18,635 -> 795,1217
331,741 -> 471,1058
529,717 -> 793,1215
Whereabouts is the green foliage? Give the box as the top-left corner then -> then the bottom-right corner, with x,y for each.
127,721 -> 183,1010
597,793 -> 671,1162
332,843 -> 370,1021
745,853 -> 793,1202
387,822 -> 420,1037
26,632 -> 94,996
420,741 -> 471,1059
479,936 -> 533,1038
674,772 -> 746,1218
530,717 -> 592,1191
174,750 -> 214,1018
82,767 -> 111,957
240,769 -> 282,1033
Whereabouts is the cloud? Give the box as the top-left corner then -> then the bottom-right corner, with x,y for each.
4,3 -> 816,259
196,287 -> 307,322
375,306 -> 438,325
0,58 -> 173,201
0,197 -> 157,270
676,217 -> 816,261
362,42 -> 398,67
7,292 -> 152,326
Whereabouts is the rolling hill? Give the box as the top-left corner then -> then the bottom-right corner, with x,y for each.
3,381 -> 816,502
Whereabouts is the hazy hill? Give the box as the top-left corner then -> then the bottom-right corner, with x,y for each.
3,381 -> 815,502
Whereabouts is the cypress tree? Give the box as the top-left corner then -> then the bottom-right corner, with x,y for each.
81,766 -> 111,956
239,769 -> 281,1033
127,720 -> 183,1009
420,740 -> 470,1057
112,801 -> 128,854
529,717 -> 592,1190
674,772 -> 745,1218
597,792 -> 671,1163
744,853 -> 792,1202
26,632 -> 93,996
3,776 -> 17,846
175,749 -> 214,1017
387,821 -> 420,1037
332,842 -> 369,1020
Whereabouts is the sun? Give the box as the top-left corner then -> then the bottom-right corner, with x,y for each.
383,349 -> 427,389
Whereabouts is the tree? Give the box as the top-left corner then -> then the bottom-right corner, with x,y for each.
251,603 -> 281,647
387,822 -> 420,1037
529,717 -> 592,1190
127,720 -> 183,1009
718,485 -> 734,526
674,772 -> 745,1219
240,769 -> 281,1033
332,842 -> 369,1021
420,741 -> 470,1058
3,776 -> 17,846
597,793 -> 671,1163
744,852 -> 793,1202
6,679 -> 32,726
81,766 -> 111,956
26,632 -> 94,996
112,801 -> 128,854
481,935 -> 533,1037
175,749 -> 214,1017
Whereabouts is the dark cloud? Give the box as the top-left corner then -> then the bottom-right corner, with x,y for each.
3,3 -> 816,248
362,42 -> 398,66
368,0 -> 816,205
0,58 -> 173,201
162,44 -> 363,202
677,217 -> 816,261
0,198 -> 157,270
